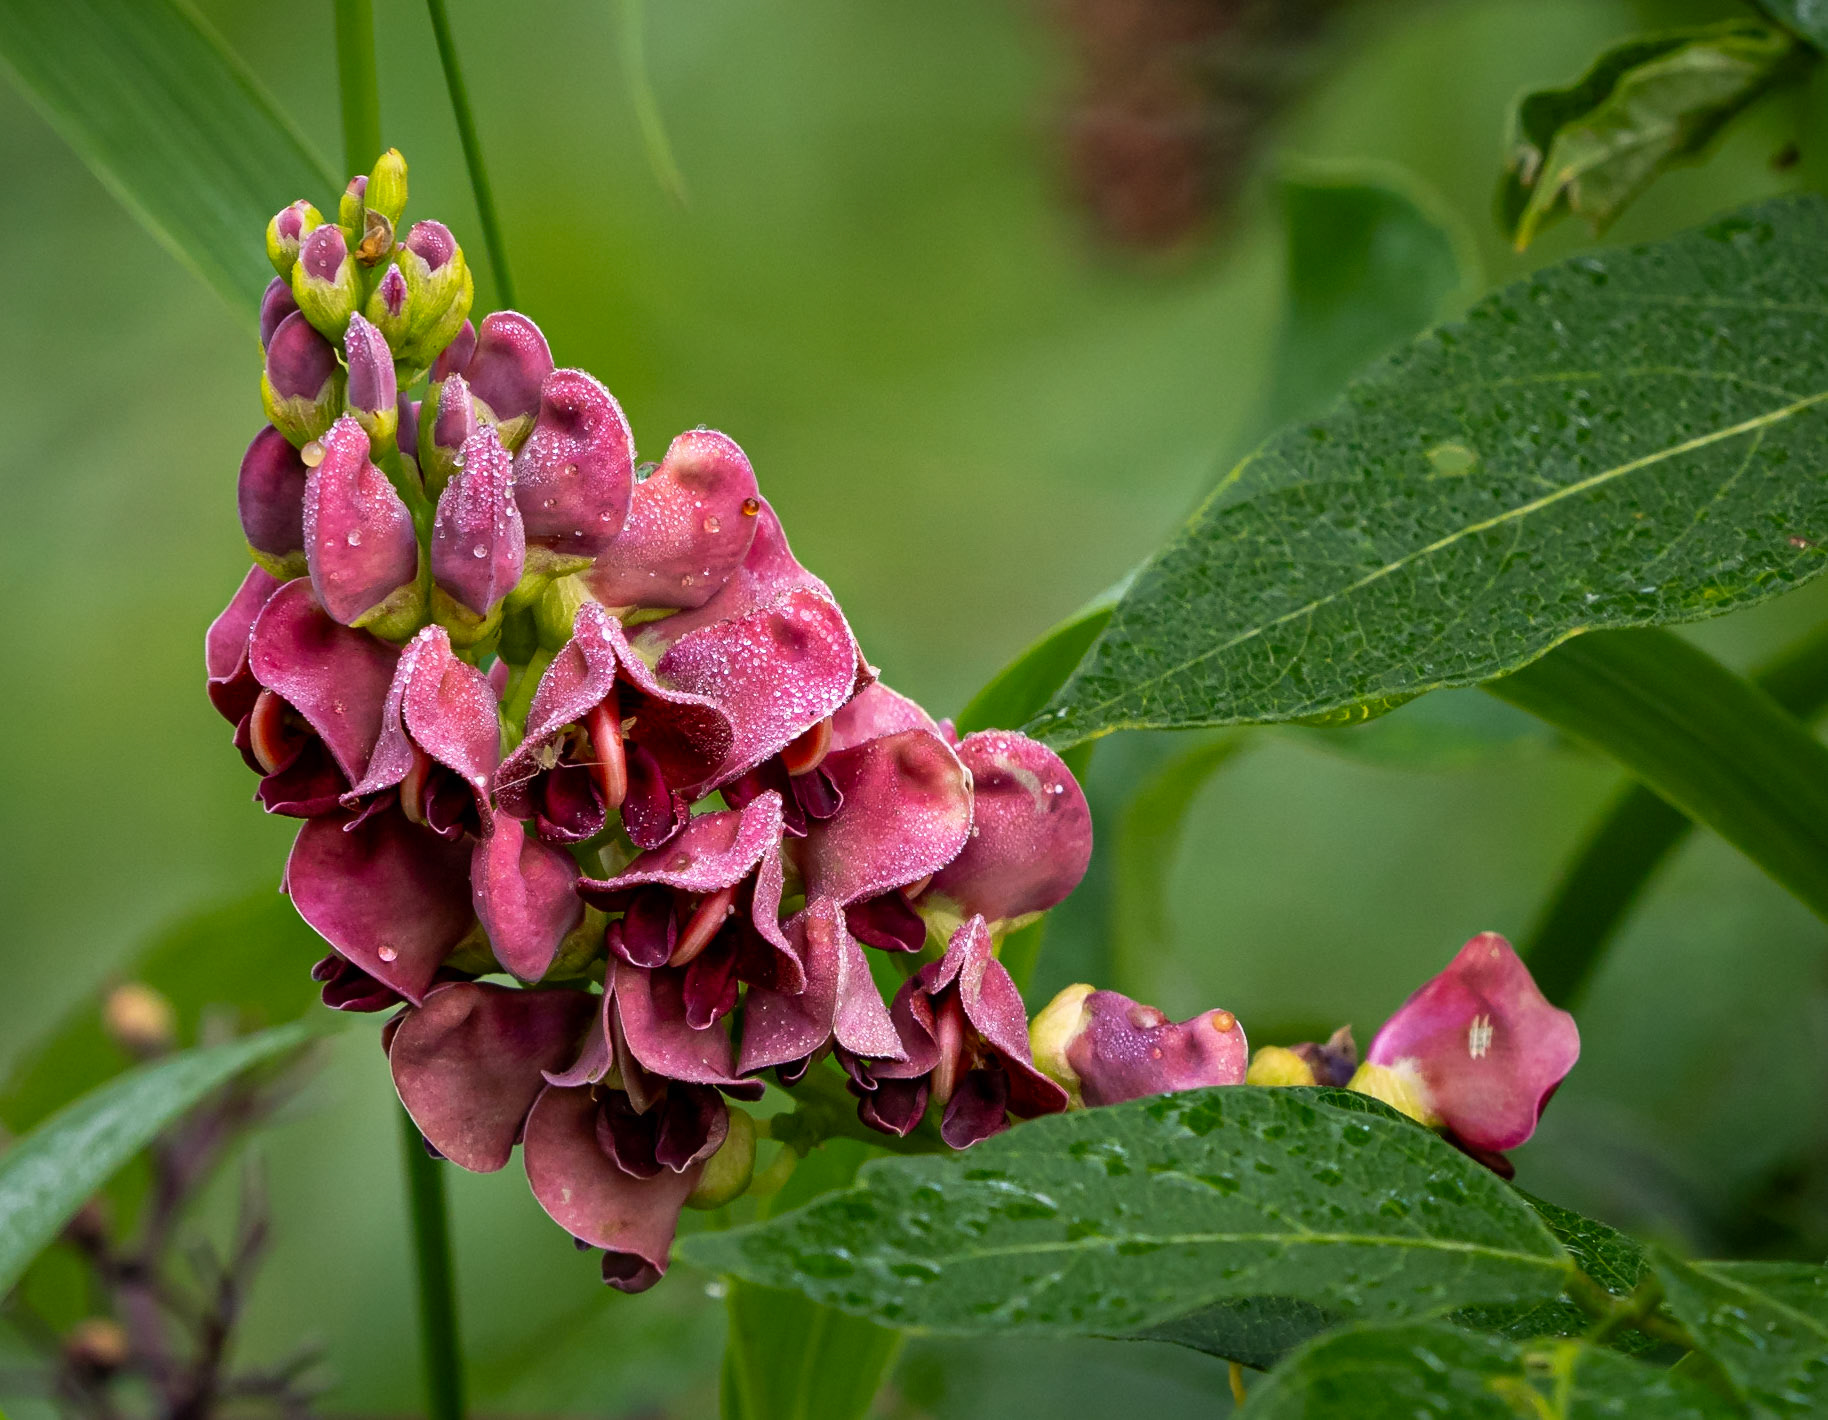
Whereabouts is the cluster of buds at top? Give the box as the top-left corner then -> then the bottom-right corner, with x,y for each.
210,151 -> 1109,1292
1031,931 -> 1579,1175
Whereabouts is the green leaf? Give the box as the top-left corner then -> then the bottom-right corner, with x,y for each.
1240,1321 -> 1742,1418
1522,619 -> 1828,1009
0,1023 -> 311,1297
0,0 -> 338,319
1754,2 -> 1828,52
1653,1251 -> 1828,1416
0,889 -> 326,1135
1032,195 -> 1828,750
681,1087 -> 1572,1339
1266,162 -> 1475,430
955,580 -> 1126,734
1499,23 -> 1802,251
1109,733 -> 1247,992
1489,627 -> 1828,930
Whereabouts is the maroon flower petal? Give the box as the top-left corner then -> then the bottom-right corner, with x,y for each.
431,426 -> 525,619
286,809 -> 475,1003
311,951 -> 404,1012
544,989 -> 614,1088
471,816 -> 584,981
237,426 -> 309,569
464,311 -> 553,432
584,428 -> 760,609
845,892 -> 927,953
926,731 -> 1092,924
610,961 -> 750,1090
830,682 -> 940,753
798,728 -> 972,908
247,579 -> 399,785
513,369 -> 635,555
521,1084 -> 700,1292
1062,990 -> 1250,1107
931,916 -> 1068,1120
1365,933 -> 1580,1153
389,981 -> 596,1171
941,1065 -> 1011,1149
737,899 -> 902,1074
206,565 -> 281,726
302,417 -> 419,626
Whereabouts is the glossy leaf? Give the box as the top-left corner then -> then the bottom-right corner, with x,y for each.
1033,196 -> 1828,750
1758,1 -> 1828,49
1490,627 -> 1828,929
0,1023 -> 311,1296
0,0 -> 338,319
1522,620 -> 1828,1008
0,890 -> 327,1135
1241,1321 -> 1740,1418
1499,23 -> 1801,250
1653,1251 -> 1828,1417
682,1087 -> 1571,1338
1265,162 -> 1474,430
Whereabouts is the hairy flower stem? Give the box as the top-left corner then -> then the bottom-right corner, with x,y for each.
399,1109 -> 466,1420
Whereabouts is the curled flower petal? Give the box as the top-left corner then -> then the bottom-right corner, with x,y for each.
311,951 -> 406,1012
286,809 -> 475,1003
930,916 -> 1067,1124
737,899 -> 902,1075
471,817 -> 584,982
390,981 -> 596,1170
926,731 -> 1091,924
206,565 -> 282,727
347,624 -> 500,835
431,425 -> 525,619
1034,984 -> 1249,1108
522,1084 -> 701,1292
464,311 -> 553,436
609,960 -> 757,1093
259,276 -> 299,349
1364,932 -> 1579,1153
798,729 -> 972,907
513,369 -> 635,557
584,428 -> 760,610
247,578 -> 399,787
302,417 -> 419,626
829,682 -> 940,753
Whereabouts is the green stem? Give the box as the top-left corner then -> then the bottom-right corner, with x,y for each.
1490,627 -> 1828,947
1517,620 -> 1828,1009
332,0 -> 382,179
399,1108 -> 466,1420
425,0 -> 516,308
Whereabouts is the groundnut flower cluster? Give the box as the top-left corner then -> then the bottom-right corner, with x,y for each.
207,152 -> 1579,1292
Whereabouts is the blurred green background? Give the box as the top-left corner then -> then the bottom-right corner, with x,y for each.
4,0 -> 1827,1413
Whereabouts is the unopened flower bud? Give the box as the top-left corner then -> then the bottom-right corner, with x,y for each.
261,312 -> 344,447
432,426 -> 524,642
366,148 -> 409,226
103,982 -> 177,1057
394,220 -> 473,365
465,312 -> 554,450
1031,984 -> 1246,1108
303,416 -> 424,636
686,1108 -> 757,1209
291,224 -> 360,338
364,262 -> 412,347
1245,1046 -> 1317,1087
64,1318 -> 130,1375
265,199 -> 323,278
238,424 -> 310,578
1344,1061 -> 1441,1129
344,313 -> 399,454
338,174 -> 368,232
259,276 -> 299,348
513,368 -> 635,572
418,371 -> 478,496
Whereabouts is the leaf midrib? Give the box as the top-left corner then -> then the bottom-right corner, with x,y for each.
1057,386 -> 1828,726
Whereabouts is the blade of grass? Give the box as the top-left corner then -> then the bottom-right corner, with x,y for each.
1521,620 -> 1828,1008
618,0 -> 688,205
399,1107 -> 466,1420
425,0 -> 515,307
332,0 -> 380,179
1489,627 -> 1828,949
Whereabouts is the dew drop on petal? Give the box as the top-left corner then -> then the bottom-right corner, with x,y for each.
346,529 -> 362,546
703,516 -> 721,534
301,440 -> 327,468
472,544 -> 488,558
741,498 -> 760,517
378,946 -> 398,962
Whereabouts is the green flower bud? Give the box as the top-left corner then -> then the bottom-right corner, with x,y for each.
391,221 -> 473,366
266,200 -> 324,278
338,174 -> 367,233
1029,982 -> 1093,1107
686,1109 -> 757,1210
366,148 -> 409,226
291,225 -> 361,340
